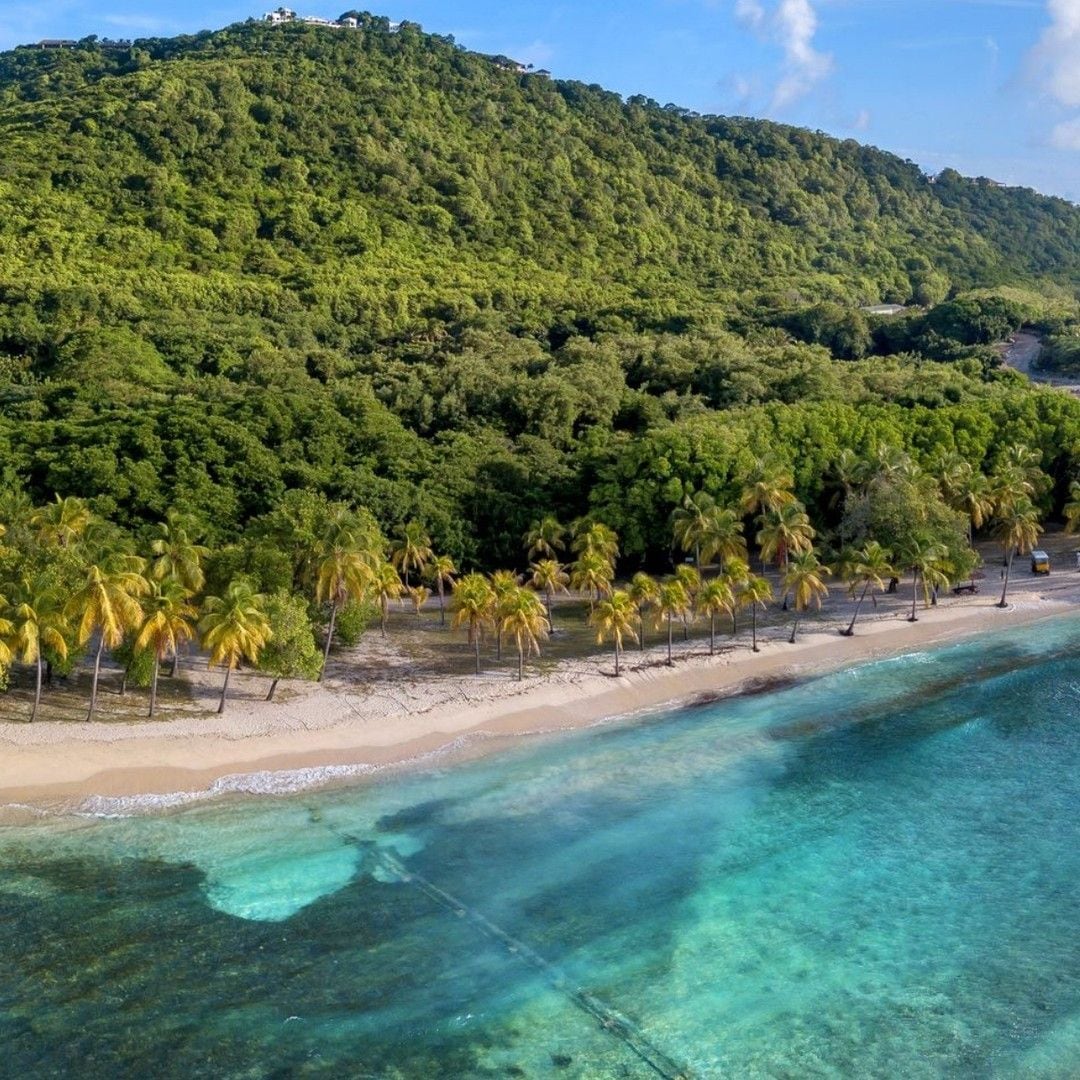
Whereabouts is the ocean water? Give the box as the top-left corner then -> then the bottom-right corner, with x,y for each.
1,619 -> 1078,1078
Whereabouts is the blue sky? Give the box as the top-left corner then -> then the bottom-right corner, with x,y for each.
4,0 -> 1080,200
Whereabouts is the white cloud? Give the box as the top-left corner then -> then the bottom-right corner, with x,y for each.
735,0 -> 833,110
852,108 -> 871,131
1030,1 -> 1080,149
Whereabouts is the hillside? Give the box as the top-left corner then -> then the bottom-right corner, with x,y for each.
1,13 -> 1080,565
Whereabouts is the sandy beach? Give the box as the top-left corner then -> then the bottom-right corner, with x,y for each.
1,557 -> 1077,813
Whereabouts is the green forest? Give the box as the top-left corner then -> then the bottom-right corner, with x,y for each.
2,11 -> 1080,573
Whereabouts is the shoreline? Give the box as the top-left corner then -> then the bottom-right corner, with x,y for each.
1,589 -> 1076,815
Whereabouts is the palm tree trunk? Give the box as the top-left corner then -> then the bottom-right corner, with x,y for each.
752,606 -> 759,653
682,613 -> 688,641
171,651 -> 180,677
266,677 -> 280,702
789,617 -> 800,644
998,551 -> 1013,608
496,626 -> 502,661
217,665 -> 232,714
709,614 -> 716,656
148,658 -> 159,718
843,581 -> 870,636
30,648 -> 43,723
731,610 -> 737,635
319,600 -> 338,682
546,586 -> 554,629
438,583 -> 446,625
666,615 -> 673,666
380,599 -> 388,637
120,657 -> 132,696
639,612 -> 646,651
86,635 -> 105,722
614,640 -> 621,676
473,632 -> 481,675
517,643 -> 524,681
909,569 -> 920,622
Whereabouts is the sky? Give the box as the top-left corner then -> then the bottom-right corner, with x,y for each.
3,0 -> 1080,201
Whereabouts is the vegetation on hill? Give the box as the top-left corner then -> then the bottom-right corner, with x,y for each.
1,13 -> 1080,574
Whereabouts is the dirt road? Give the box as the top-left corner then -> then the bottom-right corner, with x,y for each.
1003,330 -> 1080,395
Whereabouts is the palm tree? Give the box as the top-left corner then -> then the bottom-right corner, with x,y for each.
149,510 -> 210,593
67,554 -> 149,722
489,569 -> 520,660
390,521 -> 433,588
373,560 -> 405,636
697,577 -> 734,656
740,463 -> 795,517
408,585 -> 430,618
721,557 -> 750,634
782,551 -> 831,644
529,559 -> 569,628
674,564 -> 700,640
31,494 -> 92,549
136,578 -> 197,718
628,571 -> 659,651
737,574 -> 773,653
6,577 -> 68,722
425,554 -> 457,625
315,539 -> 374,678
569,551 -> 614,612
899,537 -> 950,622
701,507 -> 747,572
1064,480 -> 1080,536
451,573 -> 496,674
945,466 -> 995,544
199,580 -> 271,714
499,586 -> 549,680
672,491 -> 717,568
590,590 -> 638,675
523,516 -> 566,561
756,501 -> 815,570
571,520 -> 620,562
840,541 -> 895,636
994,498 -> 1042,608
655,580 -> 689,666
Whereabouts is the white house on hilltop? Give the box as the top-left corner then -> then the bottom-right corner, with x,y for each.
262,9 -> 372,29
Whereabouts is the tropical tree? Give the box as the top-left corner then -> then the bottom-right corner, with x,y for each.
5,577 -> 68,722
523,516 -> 566,561
571,520 -> 620,562
407,585 -> 430,618
782,551 -> 831,644
528,558 -> 569,628
67,554 -> 149,722
489,569 -> 520,659
898,536 -> 950,622
993,498 -> 1042,608
199,579 -> 271,714
721,557 -> 751,634
756,501 -> 815,570
671,491 -> 716,568
135,578 -> 197,717
737,574 -> 774,653
149,510 -> 210,593
628,571 -> 659,651
570,550 -> 614,611
655,580 -> 689,666
674,564 -> 701,640
314,536 -> 374,677
390,521 -> 433,587
740,462 -> 795,517
424,554 -> 457,625
701,507 -> 747,572
451,572 -> 496,675
30,495 -> 92,549
1064,480 -> 1080,535
697,577 -> 735,656
373,560 -> 405,636
499,586 -> 549,680
590,590 -> 638,675
839,541 -> 895,636
258,590 -> 323,702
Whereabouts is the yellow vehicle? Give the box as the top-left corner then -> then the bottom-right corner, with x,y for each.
1031,550 -> 1050,575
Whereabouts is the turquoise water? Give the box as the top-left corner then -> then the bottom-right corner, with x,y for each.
1,620 -> 1079,1078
